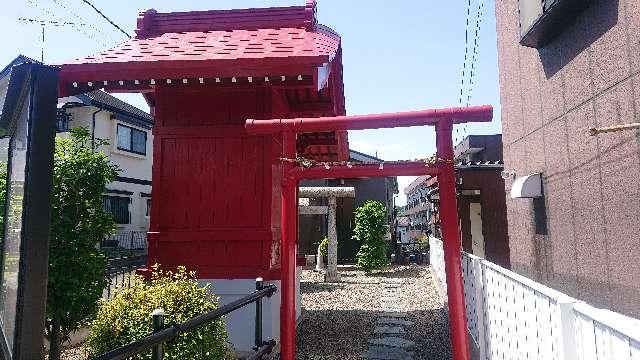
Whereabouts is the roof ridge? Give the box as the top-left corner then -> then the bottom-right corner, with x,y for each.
135,1 -> 317,38
81,90 -> 152,122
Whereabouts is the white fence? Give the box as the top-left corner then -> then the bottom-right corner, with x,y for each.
429,238 -> 640,360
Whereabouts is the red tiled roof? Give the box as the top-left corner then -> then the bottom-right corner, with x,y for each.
66,26 -> 339,65
59,2 -> 341,88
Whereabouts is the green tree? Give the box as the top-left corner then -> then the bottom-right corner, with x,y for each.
353,200 -> 388,272
46,128 -> 119,360
86,265 -> 231,359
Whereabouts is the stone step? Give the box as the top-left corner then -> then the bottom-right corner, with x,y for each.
377,317 -> 414,326
364,345 -> 414,360
368,337 -> 415,349
381,311 -> 409,318
374,325 -> 406,335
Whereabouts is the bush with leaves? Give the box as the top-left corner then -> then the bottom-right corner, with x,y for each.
46,128 -> 119,360
319,236 -> 329,257
353,200 -> 388,272
418,234 -> 430,252
86,265 -> 232,359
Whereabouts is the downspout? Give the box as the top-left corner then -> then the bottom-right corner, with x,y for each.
91,108 -> 103,148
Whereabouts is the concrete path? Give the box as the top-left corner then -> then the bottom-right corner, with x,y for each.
364,280 -> 416,360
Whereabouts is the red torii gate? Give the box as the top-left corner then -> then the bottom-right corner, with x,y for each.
55,1 -> 492,359
246,105 -> 492,360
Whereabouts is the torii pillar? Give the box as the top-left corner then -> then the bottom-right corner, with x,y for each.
299,186 -> 355,282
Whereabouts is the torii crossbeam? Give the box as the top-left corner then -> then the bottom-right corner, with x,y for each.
245,104 -> 493,360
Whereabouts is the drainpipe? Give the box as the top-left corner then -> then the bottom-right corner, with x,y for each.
91,108 -> 103,148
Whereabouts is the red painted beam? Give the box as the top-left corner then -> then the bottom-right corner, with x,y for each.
290,161 -> 441,180
245,105 -> 493,134
435,120 -> 471,360
280,132 -> 298,360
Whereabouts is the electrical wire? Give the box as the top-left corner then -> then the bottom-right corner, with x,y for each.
26,0 -> 110,48
49,0 -> 112,40
80,0 -> 131,39
456,0 -> 473,144
466,0 -> 484,107
463,0 -> 485,140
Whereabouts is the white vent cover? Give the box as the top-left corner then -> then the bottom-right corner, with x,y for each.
510,173 -> 542,198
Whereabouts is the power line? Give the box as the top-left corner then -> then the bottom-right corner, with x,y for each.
456,0 -> 473,144
466,0 -> 485,107
458,0 -> 472,106
79,0 -> 131,39
19,17 -> 86,27
25,0 -> 109,47
49,0 -> 112,40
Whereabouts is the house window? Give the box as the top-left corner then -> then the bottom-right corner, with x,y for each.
103,195 -> 130,224
117,124 -> 146,155
145,199 -> 151,217
56,109 -> 70,132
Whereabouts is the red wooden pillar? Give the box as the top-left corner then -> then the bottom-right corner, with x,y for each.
435,119 -> 471,360
280,132 -> 298,360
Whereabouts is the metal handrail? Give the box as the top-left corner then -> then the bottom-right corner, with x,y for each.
247,339 -> 277,360
91,282 -> 278,360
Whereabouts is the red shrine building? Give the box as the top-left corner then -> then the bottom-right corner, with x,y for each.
59,1 -> 346,351
58,2 -> 492,359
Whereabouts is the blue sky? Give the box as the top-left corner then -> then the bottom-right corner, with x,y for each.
0,0 -> 501,205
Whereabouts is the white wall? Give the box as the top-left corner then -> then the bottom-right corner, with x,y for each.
200,268 -> 302,353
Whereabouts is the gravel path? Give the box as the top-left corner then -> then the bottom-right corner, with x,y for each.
297,265 -> 451,360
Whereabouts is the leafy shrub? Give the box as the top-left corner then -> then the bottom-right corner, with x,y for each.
418,234 -> 430,251
353,200 -> 388,272
86,265 -> 232,359
46,128 -> 119,360
319,236 -> 329,257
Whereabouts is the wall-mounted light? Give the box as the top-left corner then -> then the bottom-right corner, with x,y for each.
501,169 -> 516,180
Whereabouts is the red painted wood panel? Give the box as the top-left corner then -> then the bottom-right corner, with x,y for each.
149,86 -> 280,279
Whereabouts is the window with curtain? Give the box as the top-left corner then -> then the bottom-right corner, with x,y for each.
102,195 -> 130,224
117,124 -> 147,155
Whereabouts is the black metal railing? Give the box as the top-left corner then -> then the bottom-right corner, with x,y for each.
92,278 -> 278,360
103,255 -> 147,299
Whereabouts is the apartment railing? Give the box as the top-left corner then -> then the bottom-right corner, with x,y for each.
102,230 -> 147,250
103,255 -> 147,299
430,238 -> 640,360
92,279 -> 278,360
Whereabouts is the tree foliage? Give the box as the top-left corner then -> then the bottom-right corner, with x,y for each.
353,200 -> 388,272
46,128 -> 119,360
86,265 -> 232,359
319,236 -> 329,257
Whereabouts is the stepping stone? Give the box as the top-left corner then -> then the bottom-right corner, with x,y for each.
377,317 -> 414,326
374,325 -> 406,335
368,337 -> 415,349
381,312 -> 409,318
364,345 -> 414,360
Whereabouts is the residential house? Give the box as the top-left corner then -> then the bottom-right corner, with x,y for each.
454,135 -> 509,268
298,149 -> 398,262
401,135 -> 510,267
1,55 -> 153,250
58,90 -> 153,250
496,0 -> 640,317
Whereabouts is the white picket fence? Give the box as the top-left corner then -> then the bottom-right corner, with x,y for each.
429,238 -> 640,360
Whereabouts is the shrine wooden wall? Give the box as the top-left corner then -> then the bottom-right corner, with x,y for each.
148,85 -> 285,279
